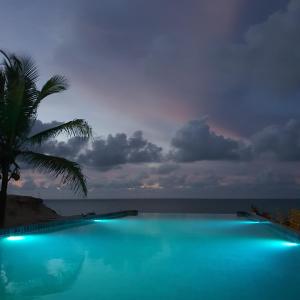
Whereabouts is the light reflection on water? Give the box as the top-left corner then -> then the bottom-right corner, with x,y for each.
0,214 -> 300,300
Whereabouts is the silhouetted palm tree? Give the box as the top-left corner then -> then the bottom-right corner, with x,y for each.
0,50 -> 92,227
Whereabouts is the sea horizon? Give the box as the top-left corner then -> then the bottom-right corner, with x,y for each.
45,198 -> 300,216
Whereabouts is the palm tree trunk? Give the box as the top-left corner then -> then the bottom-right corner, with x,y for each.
0,163 -> 9,228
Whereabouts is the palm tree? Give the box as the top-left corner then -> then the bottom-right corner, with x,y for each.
0,50 -> 92,228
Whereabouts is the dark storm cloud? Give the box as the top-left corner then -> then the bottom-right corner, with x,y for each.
170,119 -> 248,162
150,163 -> 180,175
37,137 -> 88,160
54,0 -> 215,116
51,0 -> 294,138
209,0 -> 300,135
170,118 -> 300,163
16,120 -> 87,169
252,119 -> 300,161
225,0 -> 300,96
79,131 -> 162,170
29,120 -> 88,160
28,116 -> 300,178
29,121 -> 162,170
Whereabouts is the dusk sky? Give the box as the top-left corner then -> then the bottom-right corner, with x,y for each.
2,0 -> 300,198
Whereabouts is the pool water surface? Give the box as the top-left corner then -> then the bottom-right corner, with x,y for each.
0,214 -> 300,300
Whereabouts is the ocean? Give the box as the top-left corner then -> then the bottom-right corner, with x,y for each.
44,198 -> 300,216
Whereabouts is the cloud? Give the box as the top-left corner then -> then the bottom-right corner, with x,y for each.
37,137 -> 88,160
150,172 -> 222,190
229,0 -> 300,96
15,121 -> 163,178
3,0 -> 300,199
1,0 -> 295,141
48,0 -> 297,140
170,119 -> 248,162
28,117 -> 300,175
28,121 -> 163,171
93,176 -> 143,190
16,121 -> 88,171
170,118 -> 300,163
255,169 -> 298,186
252,119 -> 300,161
53,0 -> 280,138
28,120 -> 88,160
79,131 -> 162,170
150,163 -> 180,175
209,0 -> 300,135
30,120 -> 64,135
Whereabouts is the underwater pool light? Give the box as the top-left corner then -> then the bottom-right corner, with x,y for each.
6,236 -> 25,241
242,220 -> 270,224
94,219 -> 111,223
283,242 -> 299,247
242,220 -> 272,225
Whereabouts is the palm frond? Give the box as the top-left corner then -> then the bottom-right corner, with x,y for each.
27,75 -> 68,117
0,50 -> 91,198
20,56 -> 39,83
39,75 -> 68,99
27,119 -> 92,146
0,52 -> 39,142
0,49 -> 12,67
4,70 -> 26,138
0,71 -> 5,119
20,151 -> 87,196
14,58 -> 39,138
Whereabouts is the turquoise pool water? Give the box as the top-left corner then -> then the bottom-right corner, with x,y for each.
0,214 -> 300,300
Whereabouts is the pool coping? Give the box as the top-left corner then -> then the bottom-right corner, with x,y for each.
0,210 -> 138,237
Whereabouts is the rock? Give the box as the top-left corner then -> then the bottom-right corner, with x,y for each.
5,195 -> 61,227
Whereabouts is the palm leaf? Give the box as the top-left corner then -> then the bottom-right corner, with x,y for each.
20,151 -> 87,196
27,119 -> 92,146
14,56 -> 39,140
0,53 -> 39,142
4,69 -> 26,139
0,50 -> 91,199
26,75 -> 69,119
0,71 -> 6,131
0,70 -> 5,100
20,56 -> 39,83
0,49 -> 12,67
39,75 -> 68,99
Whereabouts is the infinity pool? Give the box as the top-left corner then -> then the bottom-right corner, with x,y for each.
0,214 -> 300,300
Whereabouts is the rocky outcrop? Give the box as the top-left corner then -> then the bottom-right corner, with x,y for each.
5,195 -> 61,227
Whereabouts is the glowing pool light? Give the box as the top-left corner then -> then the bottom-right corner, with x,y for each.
282,242 -> 299,247
242,221 -> 260,224
242,220 -> 270,224
94,219 -> 112,223
6,236 -> 25,241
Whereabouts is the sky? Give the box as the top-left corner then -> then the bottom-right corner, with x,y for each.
1,0 -> 300,199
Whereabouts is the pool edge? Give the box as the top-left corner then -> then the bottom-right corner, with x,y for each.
0,210 -> 138,237
248,213 -> 300,242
